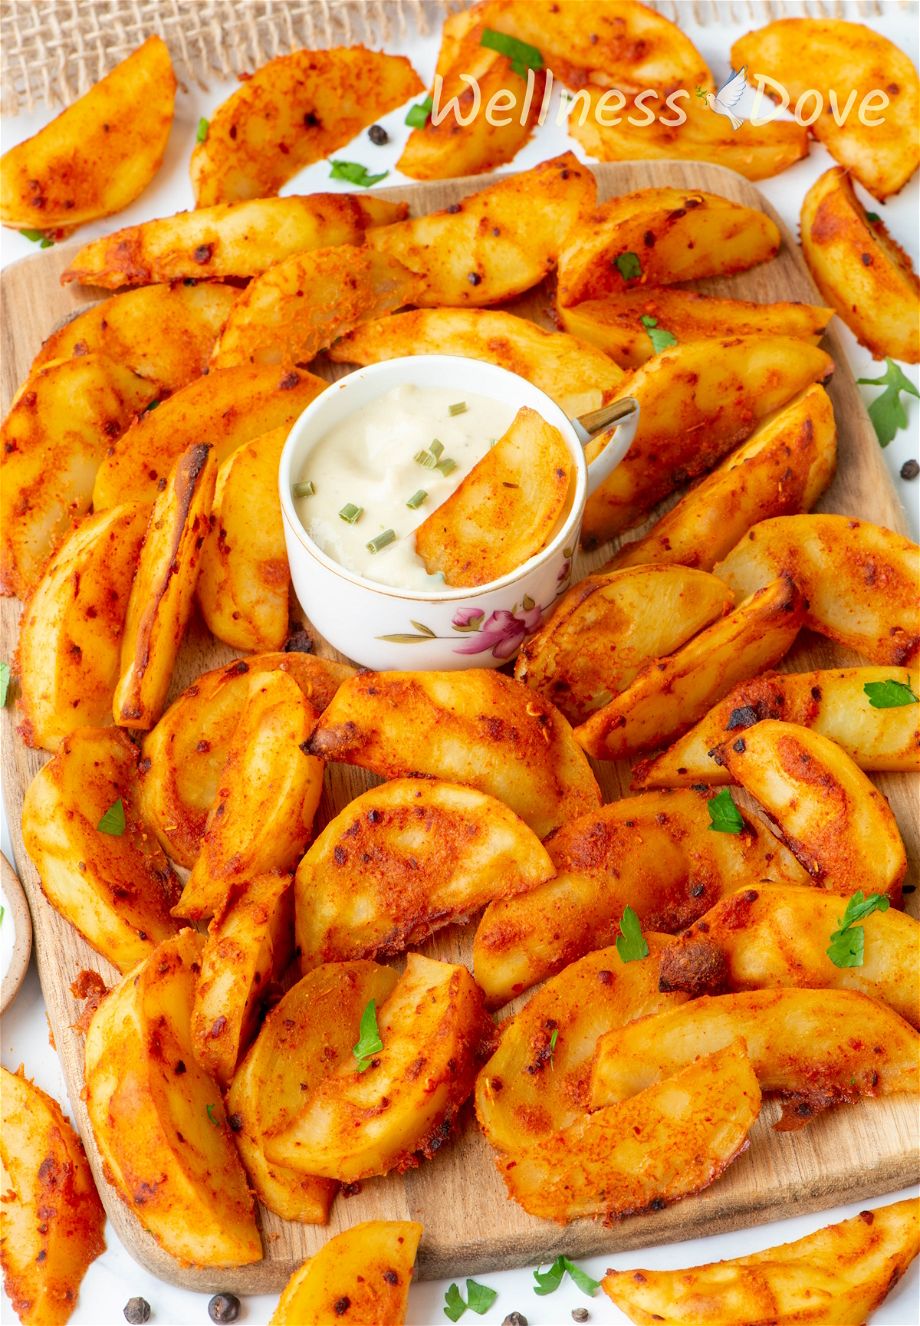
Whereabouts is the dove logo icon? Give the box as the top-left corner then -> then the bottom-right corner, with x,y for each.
696,67 -> 750,130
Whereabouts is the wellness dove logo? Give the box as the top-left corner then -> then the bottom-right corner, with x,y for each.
695,66 -> 750,130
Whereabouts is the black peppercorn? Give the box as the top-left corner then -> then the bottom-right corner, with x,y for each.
502,1314 -> 528,1326
468,271 -> 482,286
368,124 -> 389,145
208,1293 -> 240,1323
572,1311 -> 590,1323
124,1299 -> 151,1324
900,458 -> 919,480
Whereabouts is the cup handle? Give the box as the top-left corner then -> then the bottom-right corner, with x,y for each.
572,397 -> 640,498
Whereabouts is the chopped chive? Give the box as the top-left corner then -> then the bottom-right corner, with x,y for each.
339,502 -> 363,524
196,117 -> 209,143
406,489 -> 427,509
436,457 -> 457,477
448,401 -> 468,416
429,439 -> 444,460
415,449 -> 437,468
366,529 -> 396,554
292,480 -> 315,498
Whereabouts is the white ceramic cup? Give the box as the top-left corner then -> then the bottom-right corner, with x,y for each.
279,355 -> 638,670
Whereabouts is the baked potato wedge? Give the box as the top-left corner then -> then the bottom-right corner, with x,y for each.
227,961 -> 398,1223
265,953 -> 494,1182
308,669 -> 601,839
113,445 -> 217,729
0,36 -> 174,232
0,1066 -> 105,1326
610,385 -> 837,572
717,720 -> 907,902
714,515 -> 920,666
576,577 -> 804,761
84,930 -> 261,1267
602,1196 -> 920,1326
514,565 -> 734,725
801,167 -> 919,363
190,47 -> 423,205
21,726 -> 181,973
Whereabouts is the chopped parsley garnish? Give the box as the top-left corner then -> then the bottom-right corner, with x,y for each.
353,999 -> 383,1072
615,904 -> 649,963
865,211 -> 881,223
480,28 -> 544,79
0,661 -> 10,707
534,1255 -> 601,1297
329,159 -> 389,188
864,678 -> 918,708
707,787 -> 744,835
338,502 -> 364,524
858,359 -> 919,447
206,1102 -> 220,1127
196,117 -> 209,143
827,890 -> 890,968
405,94 -> 434,128
19,228 -> 53,248
0,906 -> 5,926
97,798 -> 126,836
615,251 -> 642,281
548,1027 -> 559,1060
640,313 -> 678,354
443,1279 -> 498,1320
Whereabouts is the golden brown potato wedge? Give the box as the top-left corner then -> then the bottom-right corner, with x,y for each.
269,1220 -> 422,1326
84,930 -> 261,1267
514,565 -> 734,725
603,1196 -> 920,1326
714,515 -> 920,666
0,37 -> 174,232
801,167 -> 919,363
21,727 -> 181,973
61,193 -> 407,287
367,152 -> 595,307
576,578 -> 804,761
17,503 -> 149,751
733,19 -> 920,199
227,961 -> 398,1223
611,385 -> 837,572
190,47 -> 423,205
496,1041 -> 760,1222
582,338 -> 834,545
265,953 -> 494,1182
113,445 -> 217,729
308,669 -> 602,839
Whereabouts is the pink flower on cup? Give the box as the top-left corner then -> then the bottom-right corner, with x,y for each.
453,603 -> 544,659
451,607 -> 485,632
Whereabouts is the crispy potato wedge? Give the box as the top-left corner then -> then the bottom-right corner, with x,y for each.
415,406 -> 573,587
557,188 -> 780,308
92,364 -> 326,507
801,167 -> 919,363
113,445 -> 217,729
308,669 -> 602,839
329,307 -> 625,416
0,1067 -> 105,1326
295,778 -> 553,968
636,667 -> 920,788
190,47 -> 423,205
717,720 -> 907,902
714,515 -> 920,666
17,503 -> 149,751
0,37 -> 174,231
21,727 -> 181,973
269,1220 -> 422,1326
84,930 -> 261,1267
61,193 -> 407,287
473,788 -> 808,1006
733,19 -> 920,199
611,385 -> 837,572
367,152 -> 595,307
1,354 -> 157,598
603,1196 -> 920,1326
175,669 -> 322,921
140,651 -> 354,867
265,954 -> 494,1181
497,1041 -> 760,1222
576,578 -> 804,761
514,565 -> 734,725
227,961 -> 398,1223
582,338 -> 834,544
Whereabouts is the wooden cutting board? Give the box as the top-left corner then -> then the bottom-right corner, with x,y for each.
1,160 -> 917,1293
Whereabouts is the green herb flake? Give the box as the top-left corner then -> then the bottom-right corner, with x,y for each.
436,457 -> 458,477
97,798 -> 126,837
864,678 -> 918,708
338,502 -> 364,524
827,890 -> 890,969
548,1027 -> 559,1060
615,904 -> 649,963
39,237 -> 54,249
292,479 -> 315,498
0,660 -> 10,707
206,1102 -> 220,1127
534,1255 -> 600,1297
464,1279 -> 497,1316
366,529 -> 396,554
707,787 -> 744,835
406,489 -> 427,509
329,159 -> 389,188
429,439 -> 445,460
858,358 -> 919,447
144,398 -> 161,413
405,94 -> 434,128
443,1283 -> 466,1322
480,27 -> 545,78
353,999 -> 384,1072
615,251 -> 642,281
415,448 -> 438,469
19,228 -> 49,245
0,906 -> 5,926
449,401 -> 468,416
196,117 -> 210,143
865,211 -> 881,222
640,313 -> 678,354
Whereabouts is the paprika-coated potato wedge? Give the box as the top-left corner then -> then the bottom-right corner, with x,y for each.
496,1041 -> 760,1222
227,961 -> 398,1222
0,1067 -> 105,1326
635,667 -> 920,788
717,720 -> 907,902
329,307 -> 625,416
84,931 -> 261,1267
732,19 -> 920,199
473,788 -> 808,1006
611,385 -> 837,572
714,515 -> 920,666
265,954 -> 495,1182
295,778 -> 554,969
308,669 -> 602,839
602,1197 -> 920,1326
61,193 -> 407,287
16,503 -> 149,751
190,47 -> 423,205
576,577 -> 804,761
140,651 -> 354,867
113,445 -> 217,729
21,727 -> 181,974
0,37 -> 175,232
366,152 -> 595,307
514,565 -> 734,725
269,1220 -> 422,1326
801,167 -> 919,363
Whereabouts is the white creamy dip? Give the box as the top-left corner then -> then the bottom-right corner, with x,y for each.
294,383 -> 516,590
